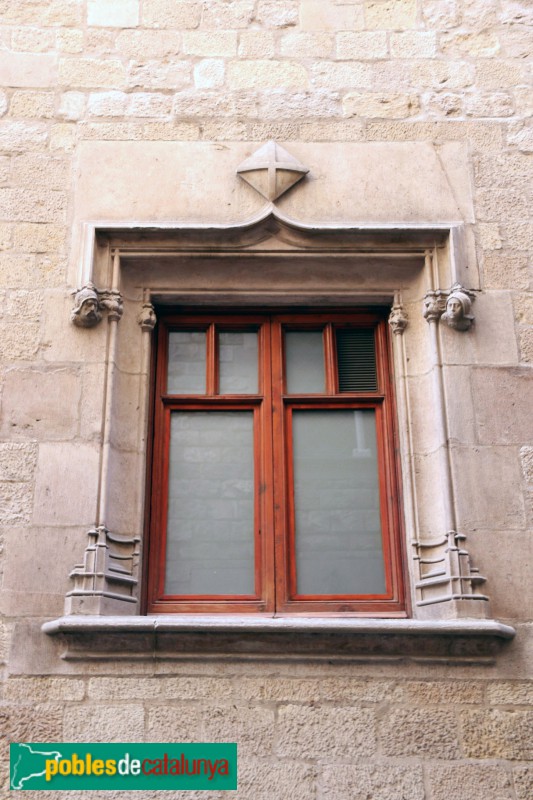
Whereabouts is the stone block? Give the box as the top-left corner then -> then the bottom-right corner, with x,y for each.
9,91 -> 55,119
391,31 -> 437,58
12,27 -> 55,52
440,30 -> 500,57
0,120 -> 48,151
116,29 -> 181,59
0,368 -> 81,441
183,31 -> 237,57
488,681 -> 533,705
87,0 -> 139,27
127,93 -> 173,117
237,676 -> 322,702
258,90 -> 339,119
0,442 -> 37,481
514,766 -> 533,800
88,90 -> 128,117
203,705 -> 275,756
472,368 -> 533,445
256,0 -> 298,27
64,705 -> 145,742
280,32 -> 333,59
400,680 -> 483,705
3,678 -> 85,702
300,120 -> 363,141
343,92 -> 419,119
238,31 -> 275,58
321,764 -> 425,800
482,252 -> 529,290
475,151 -> 533,190
410,60 -> 474,89
365,0 -> 417,29
514,295 -> 533,326
142,0 -> 202,28
422,0 -> 458,28
159,676 -> 234,700
58,58 -> 126,89
477,222 -> 502,250
88,677 -> 160,700
311,61 -> 371,89
128,60 -> 191,90
424,91 -> 463,117
32,442 -> 100,526
0,482 -> 34,525
380,708 -> 460,758
0,254 -> 35,289
57,91 -> 86,120
173,90 -> 257,118
0,52 -> 56,88
50,123 -> 77,152
238,760 -> 317,800
426,764 -> 512,800
194,60 -> 225,90
452,446 -> 526,531
0,223 -> 12,249
300,0 -> 364,31
507,125 -> 533,153
146,705 -> 204,742
228,60 -> 308,89
0,703 -> 62,743
56,28 -> 84,53
0,321 -> 40,360
277,705 -> 376,758
461,709 -> 533,759
476,60 -> 526,90
442,292 -> 519,365
519,329 -> 533,363
202,120 -> 247,140
501,220 -> 533,251
520,446 -> 533,483
465,92 -> 514,118
336,31 -> 387,60
320,678 -> 399,703
6,285 -> 45,318
12,154 -> 69,189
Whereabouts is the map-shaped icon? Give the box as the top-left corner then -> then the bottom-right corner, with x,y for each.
10,743 -> 63,790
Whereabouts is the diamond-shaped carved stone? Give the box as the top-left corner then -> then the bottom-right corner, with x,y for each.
236,140 -> 309,201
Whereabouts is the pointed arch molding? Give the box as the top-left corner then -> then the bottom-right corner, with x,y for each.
43,210 -> 514,659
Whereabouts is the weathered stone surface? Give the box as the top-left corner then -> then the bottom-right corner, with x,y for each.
391,31 -> 437,58
256,0 -> 299,27
0,703 -> 62,743
0,482 -> 34,525
300,0 -> 364,31
343,92 -> 419,119
427,764 -> 513,800
336,31 -> 387,59
380,708 -> 460,758
12,153 -> 69,189
238,30 -> 275,58
0,442 -> 37,482
58,58 -> 126,88
488,681 -> 533,705
365,0 -> 417,29
238,760 -> 317,800
32,442 -> 100,526
472,369 -> 533,444
0,120 -> 48,151
483,252 -> 529,290
228,60 -> 308,89
115,29 -> 181,58
194,59 -> 225,89
321,764 -> 425,800
12,27 -> 55,52
277,705 -> 376,758
1,368 -> 80,440
64,705 -> 145,742
461,709 -> 533,759
514,766 -> 533,800
9,91 -> 55,119
3,677 -> 85,702
142,0 -> 202,28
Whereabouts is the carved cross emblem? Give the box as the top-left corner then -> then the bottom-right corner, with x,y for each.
236,140 -> 309,202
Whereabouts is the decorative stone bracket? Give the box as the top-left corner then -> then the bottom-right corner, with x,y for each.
71,282 -> 123,328
423,283 -> 475,331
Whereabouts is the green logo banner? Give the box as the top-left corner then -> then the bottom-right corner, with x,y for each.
10,743 -> 237,791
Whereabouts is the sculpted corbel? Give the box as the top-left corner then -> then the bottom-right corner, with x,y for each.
388,302 -> 408,335
71,283 -> 123,328
423,284 -> 475,331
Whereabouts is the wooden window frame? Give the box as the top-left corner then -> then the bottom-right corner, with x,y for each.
145,309 -> 406,616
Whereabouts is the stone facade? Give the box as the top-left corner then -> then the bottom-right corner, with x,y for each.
0,1 -> 532,798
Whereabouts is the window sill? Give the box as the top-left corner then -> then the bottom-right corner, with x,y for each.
42,615 -> 515,664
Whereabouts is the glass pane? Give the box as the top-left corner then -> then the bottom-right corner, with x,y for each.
285,331 -> 325,394
167,331 -> 206,394
219,331 -> 258,394
165,411 -> 255,596
336,328 -> 377,392
292,409 -> 386,595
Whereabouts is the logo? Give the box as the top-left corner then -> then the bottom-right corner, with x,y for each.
10,743 -> 237,791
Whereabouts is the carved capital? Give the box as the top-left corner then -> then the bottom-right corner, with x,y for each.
138,302 -> 157,332
441,283 -> 475,332
71,284 -> 123,327
388,303 -> 408,335
422,289 -> 447,323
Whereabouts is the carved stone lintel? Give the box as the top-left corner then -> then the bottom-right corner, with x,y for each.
412,531 -> 489,618
423,284 -> 475,331
388,303 -> 408,335
71,284 -> 123,328
65,525 -> 140,615
138,302 -> 157,332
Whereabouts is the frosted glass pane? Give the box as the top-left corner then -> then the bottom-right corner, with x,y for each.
292,409 -> 386,595
165,411 -> 255,596
219,332 -> 258,394
285,331 -> 325,393
167,331 -> 206,394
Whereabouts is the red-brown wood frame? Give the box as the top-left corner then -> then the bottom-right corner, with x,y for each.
146,309 -> 406,616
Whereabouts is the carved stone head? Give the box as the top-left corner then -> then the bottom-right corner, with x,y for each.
442,287 -> 474,331
71,283 -> 101,328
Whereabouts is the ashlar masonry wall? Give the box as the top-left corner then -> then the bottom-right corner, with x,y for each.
0,1 -> 532,799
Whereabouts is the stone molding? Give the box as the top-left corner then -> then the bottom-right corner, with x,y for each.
54,212 -> 504,635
